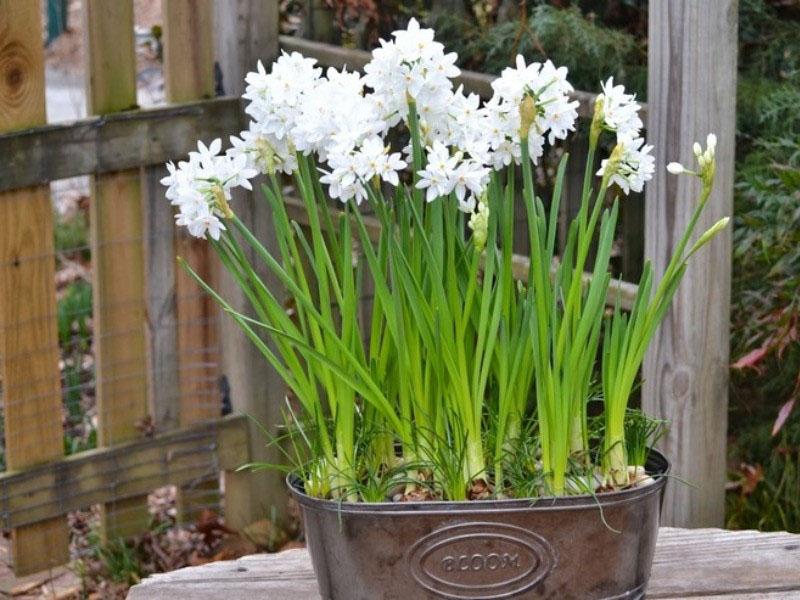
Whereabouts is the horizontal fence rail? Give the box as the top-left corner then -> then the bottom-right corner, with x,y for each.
0,415 -> 249,530
0,98 -> 243,193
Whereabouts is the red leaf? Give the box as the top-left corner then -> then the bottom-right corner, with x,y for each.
772,398 -> 797,437
732,346 -> 770,370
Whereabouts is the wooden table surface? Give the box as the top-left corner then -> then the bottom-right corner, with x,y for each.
128,527 -> 800,599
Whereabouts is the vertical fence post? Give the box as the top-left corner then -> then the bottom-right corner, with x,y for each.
643,0 -> 737,527
306,0 -> 335,43
0,1 -> 70,575
213,0 -> 286,530
162,0 -> 220,522
84,0 -> 151,539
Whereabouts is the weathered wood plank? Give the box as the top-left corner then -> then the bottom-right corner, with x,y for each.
213,0 -> 287,531
163,0 -> 220,429
142,165 -> 180,431
84,0 -> 151,540
0,97 -> 242,192
642,0 -> 737,528
0,0 -> 70,575
127,527 -> 800,599
164,0 -> 215,103
163,0 -> 222,523
0,415 -> 249,531
277,36 -> 647,122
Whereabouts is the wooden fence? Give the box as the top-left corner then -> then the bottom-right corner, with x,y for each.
0,0 -> 735,576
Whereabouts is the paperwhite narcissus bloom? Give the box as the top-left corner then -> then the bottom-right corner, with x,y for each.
596,136 -> 655,195
491,56 -> 579,146
165,19 -> 668,241
363,18 -> 459,126
355,136 -> 407,186
161,139 -> 258,240
416,141 -> 460,202
597,77 -> 643,137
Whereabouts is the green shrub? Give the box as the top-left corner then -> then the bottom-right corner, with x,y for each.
432,5 -> 645,95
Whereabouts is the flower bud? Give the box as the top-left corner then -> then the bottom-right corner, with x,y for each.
693,142 -> 702,157
687,216 -> 729,257
519,95 -> 537,141
211,184 -> 234,219
706,133 -> 717,154
590,95 -> 605,145
603,142 -> 625,179
666,162 -> 685,175
255,138 -> 278,175
468,196 -> 490,251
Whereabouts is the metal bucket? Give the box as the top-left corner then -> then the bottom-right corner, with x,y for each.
289,450 -> 669,599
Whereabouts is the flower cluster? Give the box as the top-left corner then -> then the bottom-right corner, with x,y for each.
161,139 -> 257,240
164,18 -> 656,238
594,76 -> 653,194
487,56 -> 579,164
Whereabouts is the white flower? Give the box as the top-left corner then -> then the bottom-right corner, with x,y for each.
243,53 -> 322,144
355,136 -> 407,186
319,151 -> 369,205
229,123 -> 298,176
161,139 -> 256,239
485,56 -> 577,165
291,67 -> 384,160
597,77 -> 643,137
596,135 -> 655,195
451,160 -> 490,207
416,141 -> 460,202
363,18 -> 459,128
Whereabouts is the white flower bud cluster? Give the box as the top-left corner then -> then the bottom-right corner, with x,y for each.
666,133 -> 717,184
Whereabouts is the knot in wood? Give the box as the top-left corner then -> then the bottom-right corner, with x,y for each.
1,42 -> 30,102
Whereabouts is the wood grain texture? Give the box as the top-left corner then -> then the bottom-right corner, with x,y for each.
164,0 -> 220,426
0,415 -> 249,530
0,97 -> 242,192
127,527 -> 800,600
214,0 -> 280,98
642,0 -> 737,527
213,0 -> 286,530
142,166 -> 180,431
91,173 -> 148,446
163,0 -> 215,103
163,0 -> 223,523
83,0 -> 136,114
83,0 -> 151,539
0,0 -> 46,131
0,0 -> 69,575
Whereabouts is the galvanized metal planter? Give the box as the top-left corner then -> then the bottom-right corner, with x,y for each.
289,450 -> 669,599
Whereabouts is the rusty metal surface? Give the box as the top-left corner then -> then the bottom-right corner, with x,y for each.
290,451 -> 669,599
